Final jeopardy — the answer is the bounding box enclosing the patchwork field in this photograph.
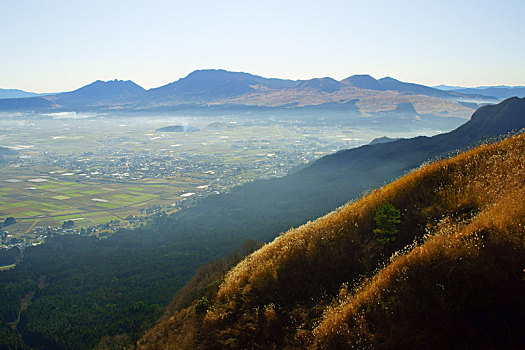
[0,113,450,238]
[0,166,190,233]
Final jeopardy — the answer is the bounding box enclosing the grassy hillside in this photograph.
[138,131,525,349]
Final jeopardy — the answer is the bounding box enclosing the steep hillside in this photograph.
[138,130,525,349]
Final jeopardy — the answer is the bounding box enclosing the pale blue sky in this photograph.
[1,0,524,92]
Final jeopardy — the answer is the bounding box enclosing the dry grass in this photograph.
[139,132,525,349]
[312,188,525,349]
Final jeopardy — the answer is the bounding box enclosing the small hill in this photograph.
[393,101,417,114]
[368,136,401,145]
[295,77,344,93]
[0,146,17,155]
[206,122,234,130]
[341,74,383,90]
[155,125,199,133]
[138,130,525,349]
[0,96,55,110]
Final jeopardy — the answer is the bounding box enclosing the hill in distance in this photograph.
[206,122,234,130]
[0,88,39,99]
[155,125,199,133]
[368,135,401,145]
[0,79,145,111]
[0,96,56,111]
[47,79,145,107]
[139,119,525,349]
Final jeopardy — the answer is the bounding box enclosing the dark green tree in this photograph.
[3,217,16,227]
[195,297,209,315]
[62,220,74,229]
[373,202,401,244]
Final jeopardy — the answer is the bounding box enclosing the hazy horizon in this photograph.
[2,0,524,93]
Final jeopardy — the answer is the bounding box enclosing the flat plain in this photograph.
[0,112,445,240]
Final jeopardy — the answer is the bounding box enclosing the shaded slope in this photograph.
[139,130,525,349]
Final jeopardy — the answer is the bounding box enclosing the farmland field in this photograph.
[0,112,443,241]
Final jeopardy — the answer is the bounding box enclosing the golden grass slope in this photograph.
[139,132,525,349]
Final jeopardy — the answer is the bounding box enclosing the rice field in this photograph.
[0,167,185,235]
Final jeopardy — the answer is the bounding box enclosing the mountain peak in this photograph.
[379,76,399,82]
[295,77,343,92]
[147,69,297,102]
[341,74,382,90]
[48,79,145,106]
[183,69,287,81]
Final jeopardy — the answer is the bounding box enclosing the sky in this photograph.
[1,0,524,93]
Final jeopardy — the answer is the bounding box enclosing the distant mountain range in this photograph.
[0,70,502,118]
[435,84,525,99]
